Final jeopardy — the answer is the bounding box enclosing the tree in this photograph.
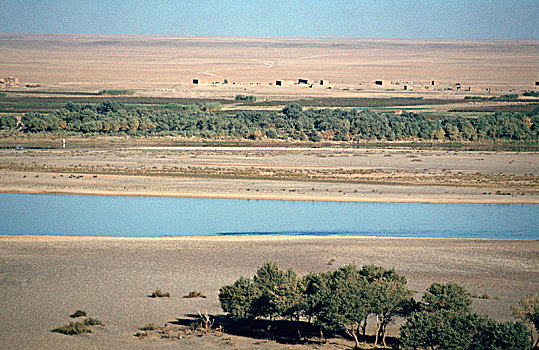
[219,277,259,320]
[282,104,303,118]
[0,115,17,130]
[370,277,413,347]
[511,293,539,348]
[400,311,531,350]
[315,265,370,348]
[421,282,472,314]
[251,262,304,320]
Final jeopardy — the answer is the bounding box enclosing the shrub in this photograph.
[523,91,539,97]
[0,115,18,130]
[52,321,93,335]
[235,94,257,102]
[183,291,206,298]
[70,310,87,318]
[150,289,170,298]
[142,323,156,331]
[97,89,135,95]
[84,317,104,326]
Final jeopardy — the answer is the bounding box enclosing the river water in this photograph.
[0,193,537,239]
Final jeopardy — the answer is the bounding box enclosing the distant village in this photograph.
[2,75,538,95]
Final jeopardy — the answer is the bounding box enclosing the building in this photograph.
[276,80,294,86]
[2,77,19,86]
[375,80,390,86]
[319,80,329,86]
[298,78,312,85]
[192,79,199,85]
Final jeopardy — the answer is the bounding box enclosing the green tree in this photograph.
[314,265,369,348]
[422,282,471,314]
[219,277,259,320]
[251,262,304,320]
[511,293,539,348]
[0,115,17,130]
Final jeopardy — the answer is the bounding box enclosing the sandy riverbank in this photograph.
[0,235,537,349]
[1,147,537,204]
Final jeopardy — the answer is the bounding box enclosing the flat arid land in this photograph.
[0,145,537,203]
[1,33,538,98]
[0,236,537,350]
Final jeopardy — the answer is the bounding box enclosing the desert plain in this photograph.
[0,34,538,349]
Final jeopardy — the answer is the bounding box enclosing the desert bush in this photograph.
[52,321,93,335]
[70,310,87,318]
[142,323,156,331]
[150,289,170,298]
[84,317,104,326]
[183,291,206,298]
[235,94,257,102]
[97,89,135,95]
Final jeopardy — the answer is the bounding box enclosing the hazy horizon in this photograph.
[1,1,538,40]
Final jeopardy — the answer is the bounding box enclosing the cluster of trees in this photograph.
[2,101,537,142]
[219,262,536,349]
[400,283,533,349]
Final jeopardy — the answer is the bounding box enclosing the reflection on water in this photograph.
[0,193,537,239]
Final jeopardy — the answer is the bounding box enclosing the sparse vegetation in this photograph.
[183,291,206,298]
[465,94,520,100]
[83,317,104,326]
[150,289,170,298]
[52,321,93,335]
[70,310,87,318]
[97,89,135,96]
[0,92,6,97]
[142,323,156,331]
[235,94,257,102]
[52,315,103,335]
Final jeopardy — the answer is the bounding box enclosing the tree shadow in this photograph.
[171,314,399,348]
[172,314,322,345]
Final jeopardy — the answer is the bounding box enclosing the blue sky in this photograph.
[1,0,538,39]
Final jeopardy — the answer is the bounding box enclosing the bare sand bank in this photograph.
[1,147,537,204]
[0,235,537,349]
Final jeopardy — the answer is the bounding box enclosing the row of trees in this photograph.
[219,262,537,349]
[1,101,537,142]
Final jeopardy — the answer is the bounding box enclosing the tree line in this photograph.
[1,100,537,142]
[219,262,537,349]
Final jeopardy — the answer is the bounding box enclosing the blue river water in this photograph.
[0,193,537,239]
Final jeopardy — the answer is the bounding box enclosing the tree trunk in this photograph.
[361,316,368,336]
[381,323,387,347]
[374,316,381,348]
